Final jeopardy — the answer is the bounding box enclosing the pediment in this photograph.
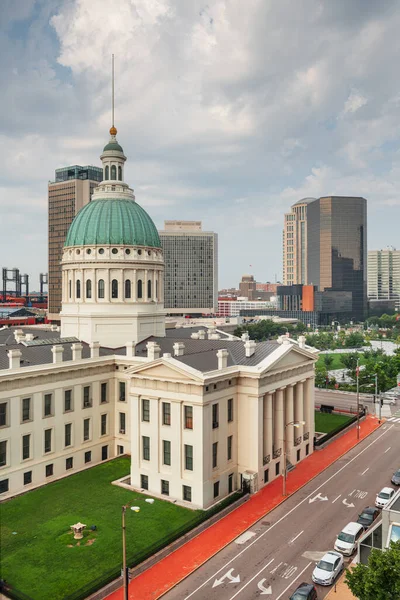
[259,345,317,375]
[128,359,204,383]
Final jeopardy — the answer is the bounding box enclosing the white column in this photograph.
[294,381,304,441]
[105,269,110,301]
[305,377,315,448]
[285,384,294,455]
[274,388,284,455]
[133,269,137,302]
[145,269,148,301]
[153,269,157,301]
[263,393,273,462]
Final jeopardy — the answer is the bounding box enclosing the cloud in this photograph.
[342,90,368,115]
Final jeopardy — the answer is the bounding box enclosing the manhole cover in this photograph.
[261,521,271,526]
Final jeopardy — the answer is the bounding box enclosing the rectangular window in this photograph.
[119,381,126,402]
[101,445,108,460]
[183,485,192,502]
[161,480,169,496]
[142,436,150,461]
[44,394,52,417]
[141,474,148,490]
[66,457,73,470]
[65,423,72,447]
[213,481,220,498]
[162,402,171,426]
[0,440,7,467]
[22,434,30,460]
[212,404,219,429]
[83,418,90,441]
[22,398,31,422]
[163,440,171,466]
[119,412,126,434]
[44,429,52,454]
[64,389,72,412]
[228,473,233,494]
[24,471,32,486]
[142,399,150,422]
[228,398,233,422]
[184,405,193,430]
[83,386,91,408]
[46,464,53,477]
[227,435,233,461]
[84,451,92,463]
[101,413,107,436]
[306,444,309,456]
[297,449,301,462]
[100,382,108,403]
[184,444,193,471]
[0,402,7,427]
[275,462,280,476]
[0,479,9,494]
[117,445,124,455]
[264,469,269,483]
[212,442,218,469]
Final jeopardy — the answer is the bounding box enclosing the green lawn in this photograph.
[314,411,353,433]
[0,457,199,600]
[316,352,366,370]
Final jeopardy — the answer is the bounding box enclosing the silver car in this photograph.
[391,469,400,486]
[312,551,344,586]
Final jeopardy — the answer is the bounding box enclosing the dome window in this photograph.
[76,280,81,299]
[137,279,143,299]
[118,166,122,181]
[105,166,109,180]
[86,249,91,255]
[111,279,119,299]
[86,279,92,299]
[148,251,151,256]
[125,249,131,255]
[98,279,105,299]
[125,280,131,299]
[138,249,142,256]
[112,248,118,255]
[111,165,117,180]
[147,279,152,300]
[76,249,80,255]
[99,248,105,255]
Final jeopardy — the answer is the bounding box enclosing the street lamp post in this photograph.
[122,504,141,600]
[356,358,360,440]
[283,420,306,496]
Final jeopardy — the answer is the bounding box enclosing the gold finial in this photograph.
[110,126,117,136]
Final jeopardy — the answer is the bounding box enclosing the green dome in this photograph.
[103,141,124,152]
[65,198,161,248]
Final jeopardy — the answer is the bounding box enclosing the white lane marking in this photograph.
[270,562,282,574]
[275,562,313,600]
[226,559,274,599]
[309,492,328,503]
[385,447,391,453]
[212,568,240,588]
[257,578,272,594]
[361,467,369,475]
[183,425,394,600]
[332,494,342,503]
[387,417,396,422]
[342,498,355,508]
[235,531,256,545]
[288,530,304,545]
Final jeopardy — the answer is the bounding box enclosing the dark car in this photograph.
[391,469,400,486]
[357,506,380,529]
[289,582,318,600]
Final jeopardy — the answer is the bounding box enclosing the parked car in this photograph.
[375,487,396,508]
[334,522,364,555]
[312,551,344,586]
[391,469,400,486]
[289,582,318,600]
[357,507,380,529]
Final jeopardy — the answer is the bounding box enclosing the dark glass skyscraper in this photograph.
[307,196,367,320]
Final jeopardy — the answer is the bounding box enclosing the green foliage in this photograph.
[323,354,334,369]
[314,412,353,433]
[341,353,359,370]
[234,320,306,341]
[345,541,400,600]
[315,362,328,387]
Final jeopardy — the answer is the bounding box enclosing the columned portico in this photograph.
[285,384,295,459]
[274,388,284,457]
[263,393,273,463]
[294,381,304,441]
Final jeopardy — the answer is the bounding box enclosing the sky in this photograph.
[1,0,400,290]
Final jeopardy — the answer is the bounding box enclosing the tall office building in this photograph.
[159,221,218,315]
[368,248,400,310]
[282,198,315,285]
[307,196,367,320]
[48,165,102,320]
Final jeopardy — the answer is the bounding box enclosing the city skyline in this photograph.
[2,0,400,288]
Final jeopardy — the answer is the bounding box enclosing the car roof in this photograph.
[323,551,341,563]
[341,521,364,534]
[380,487,394,494]
[361,506,377,513]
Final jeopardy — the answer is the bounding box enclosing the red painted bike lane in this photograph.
[107,415,381,600]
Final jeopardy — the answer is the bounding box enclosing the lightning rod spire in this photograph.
[110,54,117,136]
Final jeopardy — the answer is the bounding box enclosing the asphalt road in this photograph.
[162,421,400,600]
[315,389,397,418]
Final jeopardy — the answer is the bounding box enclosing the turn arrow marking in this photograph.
[309,492,328,503]
[212,568,240,588]
[342,498,355,508]
[257,579,272,595]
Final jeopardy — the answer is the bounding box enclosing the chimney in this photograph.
[146,342,161,360]
[198,330,206,340]
[298,335,306,349]
[51,344,64,364]
[25,333,34,342]
[90,341,101,358]
[216,348,229,370]
[190,332,199,339]
[126,341,136,358]
[71,343,83,361]
[173,342,185,357]
[8,349,22,369]
[241,332,250,342]
[244,340,256,358]
[163,352,172,358]
[14,329,25,343]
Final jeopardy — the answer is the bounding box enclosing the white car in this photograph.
[375,487,395,509]
[312,551,344,586]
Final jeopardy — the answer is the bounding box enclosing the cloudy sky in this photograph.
[1,0,400,289]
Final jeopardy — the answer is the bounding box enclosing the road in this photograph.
[162,421,400,600]
[315,389,397,418]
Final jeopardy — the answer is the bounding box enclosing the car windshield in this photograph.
[359,513,372,521]
[291,593,308,600]
[395,471,400,477]
[379,492,390,499]
[317,560,334,572]
[338,532,355,543]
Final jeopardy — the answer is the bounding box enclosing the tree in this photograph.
[341,353,359,371]
[323,354,334,369]
[345,540,400,600]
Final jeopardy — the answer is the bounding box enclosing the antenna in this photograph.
[112,54,115,128]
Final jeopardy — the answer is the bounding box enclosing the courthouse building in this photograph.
[0,125,317,509]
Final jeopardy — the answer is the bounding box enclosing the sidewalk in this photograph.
[107,416,380,600]
[325,568,357,599]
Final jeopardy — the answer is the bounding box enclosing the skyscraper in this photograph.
[368,248,400,310]
[159,221,218,315]
[282,198,315,285]
[48,165,102,320]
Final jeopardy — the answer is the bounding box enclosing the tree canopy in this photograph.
[345,540,400,600]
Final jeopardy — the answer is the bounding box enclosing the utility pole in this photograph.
[356,358,360,440]
[122,505,129,600]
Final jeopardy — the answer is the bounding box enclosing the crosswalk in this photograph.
[386,414,400,423]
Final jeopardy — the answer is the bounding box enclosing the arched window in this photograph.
[111,165,117,180]
[137,279,143,299]
[112,279,118,298]
[76,279,81,299]
[147,279,152,300]
[69,280,72,299]
[98,279,105,299]
[86,279,92,299]
[118,166,122,181]
[125,280,131,299]
[105,165,109,180]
